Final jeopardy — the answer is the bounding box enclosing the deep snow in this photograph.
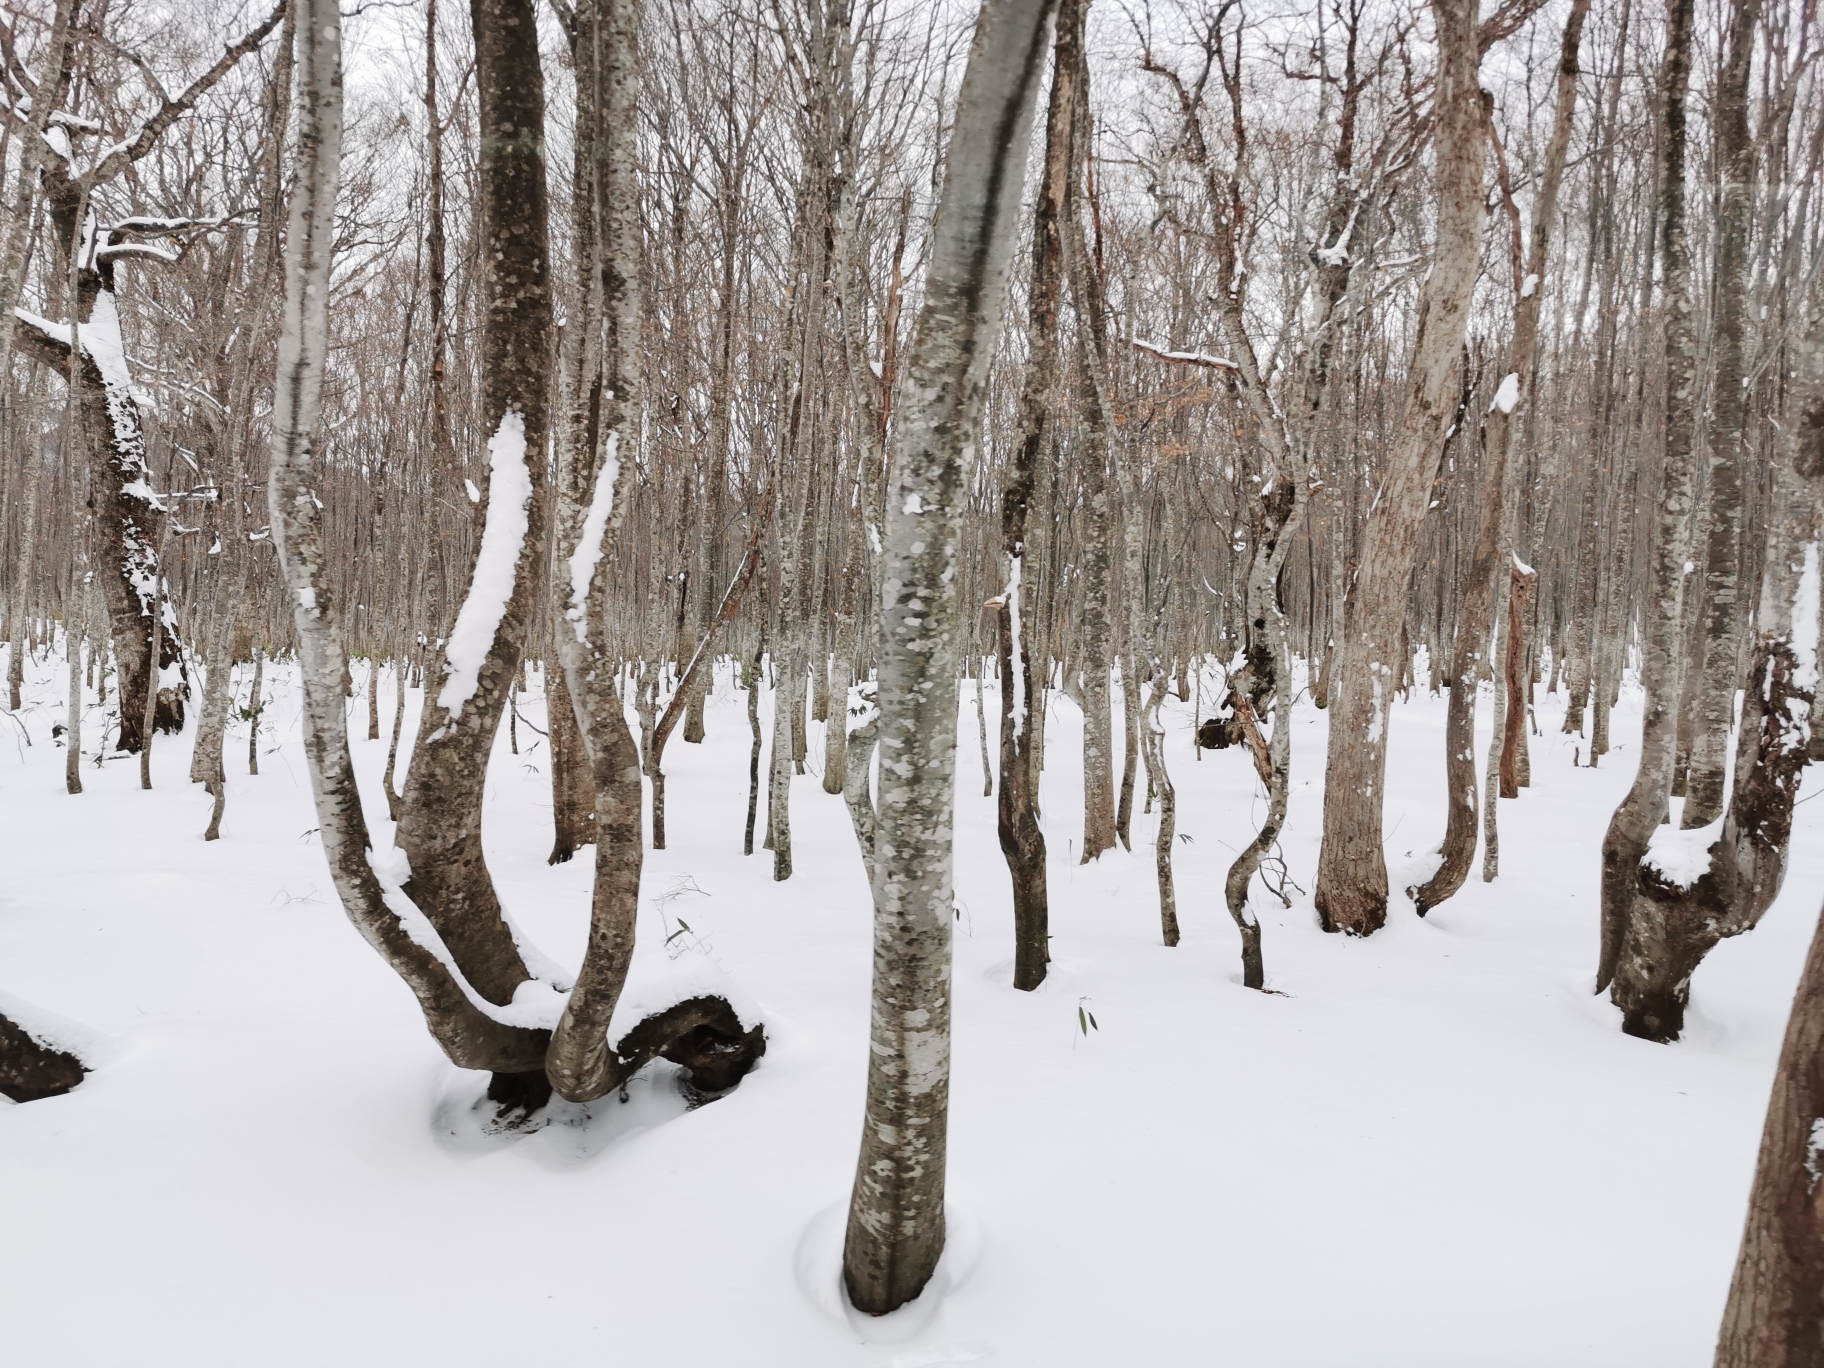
[2,648,1820,1367]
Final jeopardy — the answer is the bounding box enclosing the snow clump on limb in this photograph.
[437,411,532,723]
[566,432,621,643]
[1489,372,1521,414]
[1642,816,1725,891]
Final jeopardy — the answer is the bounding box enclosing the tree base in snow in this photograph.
[486,1067,554,1117]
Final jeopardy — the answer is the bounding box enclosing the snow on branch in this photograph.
[95,241,181,264]
[110,213,253,238]
[1132,338,1238,371]
[77,1,286,191]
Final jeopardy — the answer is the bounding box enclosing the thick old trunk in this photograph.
[1606,302,1824,1043]
[14,292,181,755]
[1312,0,1486,937]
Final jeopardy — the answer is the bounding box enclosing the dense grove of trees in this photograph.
[2,0,1822,1345]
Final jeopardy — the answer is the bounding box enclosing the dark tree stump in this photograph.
[0,1013,89,1103]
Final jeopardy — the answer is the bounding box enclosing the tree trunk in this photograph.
[547,643,592,864]
[1596,0,1701,1015]
[1678,0,1762,828]
[268,0,548,1077]
[995,0,1080,993]
[843,0,1054,1314]
[391,0,557,1029]
[1605,282,1824,1042]
[1076,337,1118,864]
[1415,0,1587,911]
[1312,0,1486,936]
[1716,900,1824,1365]
[545,0,762,1106]
[744,649,763,855]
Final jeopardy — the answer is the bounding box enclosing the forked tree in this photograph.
[270,0,762,1115]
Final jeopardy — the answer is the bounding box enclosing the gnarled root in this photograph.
[549,995,765,1104]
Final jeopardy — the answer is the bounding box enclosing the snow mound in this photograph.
[607,947,761,1051]
[0,986,119,1072]
[1643,817,1723,891]
[794,1199,984,1346]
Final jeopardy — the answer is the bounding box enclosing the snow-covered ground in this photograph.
[3,650,1819,1367]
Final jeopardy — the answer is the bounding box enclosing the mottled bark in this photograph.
[1596,0,1701,1008]
[1415,0,1586,911]
[843,0,1054,1315]
[269,0,548,1076]
[1075,343,1118,863]
[1141,676,1179,947]
[545,0,762,1105]
[1716,899,1824,1366]
[1312,0,1486,936]
[995,0,1078,992]
[1604,301,1824,1042]
[744,650,763,855]
[14,297,176,755]
[393,0,556,1017]
[1679,0,1762,828]
[842,701,880,889]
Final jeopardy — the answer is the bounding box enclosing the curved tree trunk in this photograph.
[269,0,548,1079]
[1605,280,1824,1042]
[390,0,558,1043]
[545,0,761,1106]
[995,0,1081,993]
[1415,0,1587,911]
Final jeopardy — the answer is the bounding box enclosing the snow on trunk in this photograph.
[565,431,621,644]
[436,411,532,722]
